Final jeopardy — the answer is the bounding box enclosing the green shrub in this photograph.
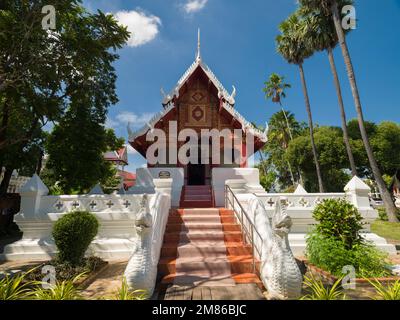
[312,198,364,249]
[365,279,400,300]
[300,275,346,300]
[32,273,85,300]
[25,257,106,282]
[0,269,35,300]
[112,278,148,300]
[306,232,389,278]
[377,207,400,222]
[52,211,99,266]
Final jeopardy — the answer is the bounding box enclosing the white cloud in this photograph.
[115,111,155,127]
[183,0,208,13]
[106,111,155,130]
[114,10,161,47]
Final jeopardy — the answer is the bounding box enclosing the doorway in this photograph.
[187,163,205,185]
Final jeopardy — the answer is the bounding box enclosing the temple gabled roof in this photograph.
[160,56,236,107]
[161,29,235,107]
[127,30,268,150]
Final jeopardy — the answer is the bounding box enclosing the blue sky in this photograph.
[82,0,400,173]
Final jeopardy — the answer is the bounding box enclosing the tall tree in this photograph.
[298,1,357,176]
[45,96,124,194]
[300,0,399,222]
[276,13,325,192]
[265,110,304,189]
[0,0,130,192]
[263,74,297,185]
[286,126,351,192]
[263,73,293,140]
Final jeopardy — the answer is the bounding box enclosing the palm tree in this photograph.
[298,4,357,176]
[263,73,300,185]
[276,13,325,192]
[263,73,294,140]
[300,0,399,222]
[267,110,304,186]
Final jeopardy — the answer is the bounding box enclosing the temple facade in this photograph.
[128,33,267,206]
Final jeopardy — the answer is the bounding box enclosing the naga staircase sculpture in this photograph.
[123,194,156,297]
[247,196,303,299]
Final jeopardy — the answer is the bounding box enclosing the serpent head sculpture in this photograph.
[135,194,152,235]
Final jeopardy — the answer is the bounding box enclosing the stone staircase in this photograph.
[179,186,214,208]
[158,208,262,290]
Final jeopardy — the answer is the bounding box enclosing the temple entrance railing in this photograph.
[224,185,262,276]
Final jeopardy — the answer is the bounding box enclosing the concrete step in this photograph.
[165,223,241,233]
[168,215,236,224]
[180,200,213,208]
[158,255,257,275]
[169,208,233,216]
[163,231,243,243]
[160,242,252,258]
[183,195,212,200]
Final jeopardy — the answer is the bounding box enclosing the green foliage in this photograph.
[300,275,346,300]
[113,277,148,300]
[263,110,305,189]
[347,119,400,178]
[365,279,400,300]
[0,0,129,191]
[33,273,85,300]
[0,268,35,300]
[286,126,351,192]
[263,73,291,104]
[377,207,389,221]
[370,122,400,176]
[306,232,389,278]
[312,198,363,248]
[276,12,313,65]
[258,169,277,192]
[307,199,389,278]
[26,257,106,283]
[52,211,99,266]
[45,106,124,194]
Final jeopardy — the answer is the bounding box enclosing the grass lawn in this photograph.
[371,220,400,242]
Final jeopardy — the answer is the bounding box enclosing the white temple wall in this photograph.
[130,167,183,207]
[0,175,173,261]
[224,176,397,256]
[211,168,265,207]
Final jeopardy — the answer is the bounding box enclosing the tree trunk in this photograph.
[279,103,303,186]
[258,150,268,176]
[298,63,325,193]
[327,46,357,176]
[0,167,13,196]
[331,0,399,222]
[279,104,294,141]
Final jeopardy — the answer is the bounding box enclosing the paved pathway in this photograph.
[81,260,128,300]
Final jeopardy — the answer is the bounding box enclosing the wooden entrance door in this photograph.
[188,163,205,185]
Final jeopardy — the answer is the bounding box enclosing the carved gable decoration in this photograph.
[189,105,207,125]
[192,91,205,102]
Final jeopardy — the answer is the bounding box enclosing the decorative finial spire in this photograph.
[196,28,201,61]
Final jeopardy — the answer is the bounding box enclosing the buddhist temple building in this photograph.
[128,31,267,206]
[104,146,136,190]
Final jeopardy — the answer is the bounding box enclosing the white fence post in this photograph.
[19,174,49,218]
[225,179,247,193]
[344,176,378,230]
[344,176,371,209]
